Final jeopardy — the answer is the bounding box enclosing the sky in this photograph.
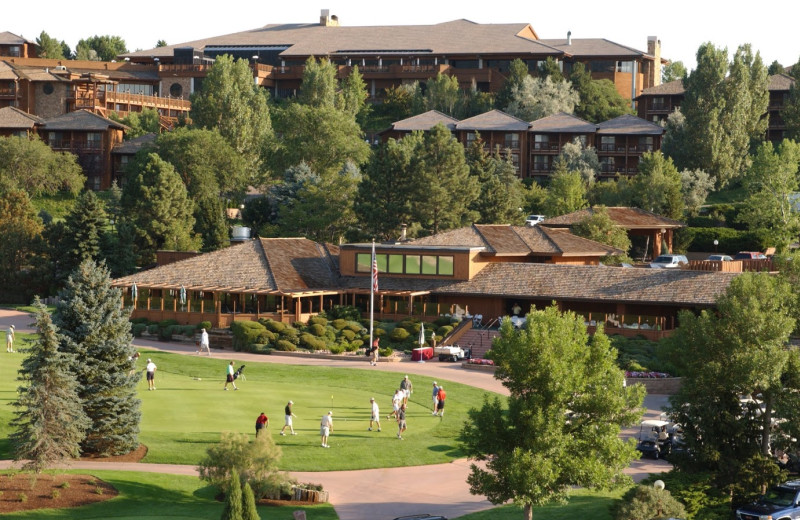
[5,1,799,72]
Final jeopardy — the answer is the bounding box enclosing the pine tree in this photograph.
[10,298,90,473]
[221,471,244,520]
[241,481,260,520]
[53,260,141,455]
[60,190,107,279]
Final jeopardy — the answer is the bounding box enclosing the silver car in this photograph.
[650,254,688,269]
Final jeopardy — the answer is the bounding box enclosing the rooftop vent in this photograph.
[567,31,572,46]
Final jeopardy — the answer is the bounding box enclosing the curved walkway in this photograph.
[0,309,673,519]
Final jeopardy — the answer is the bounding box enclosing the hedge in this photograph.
[331,319,348,330]
[436,325,454,337]
[299,333,326,351]
[308,316,328,327]
[389,327,410,342]
[261,319,286,333]
[274,340,297,352]
[309,323,327,337]
[674,227,767,254]
[198,321,212,330]
[132,323,147,337]
[231,321,269,351]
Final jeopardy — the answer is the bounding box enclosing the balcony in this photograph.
[48,140,102,152]
[532,142,560,152]
[0,86,15,98]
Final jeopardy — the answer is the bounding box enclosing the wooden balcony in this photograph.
[70,91,191,113]
[0,87,15,98]
[157,63,211,77]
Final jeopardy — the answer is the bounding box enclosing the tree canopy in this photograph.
[75,35,127,61]
[35,31,68,59]
[460,306,644,520]
[569,63,633,123]
[504,76,579,121]
[0,136,85,196]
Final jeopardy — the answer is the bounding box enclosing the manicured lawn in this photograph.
[0,470,337,520]
[456,488,626,520]
[0,349,501,471]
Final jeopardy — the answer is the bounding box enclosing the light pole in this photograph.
[713,239,718,253]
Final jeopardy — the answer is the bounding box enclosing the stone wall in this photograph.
[627,377,681,395]
[33,81,68,119]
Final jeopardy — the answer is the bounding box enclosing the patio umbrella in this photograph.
[131,282,137,301]
[179,285,187,306]
[417,322,426,363]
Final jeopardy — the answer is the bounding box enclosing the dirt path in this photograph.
[0,308,673,519]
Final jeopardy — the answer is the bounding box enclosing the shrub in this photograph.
[351,339,364,350]
[398,319,417,331]
[51,489,60,499]
[198,431,295,500]
[374,327,386,337]
[331,319,348,330]
[436,325,454,337]
[158,319,179,329]
[341,329,356,341]
[378,347,393,357]
[158,325,176,341]
[18,493,27,503]
[59,481,70,489]
[615,484,687,520]
[299,333,326,351]
[274,340,297,352]
[131,323,147,337]
[231,321,269,351]
[344,342,359,352]
[261,320,286,334]
[389,327,410,342]
[130,317,149,325]
[279,326,299,344]
[147,324,159,335]
[675,226,767,254]
[434,316,452,327]
[345,321,363,333]
[320,305,362,321]
[329,344,345,354]
[181,325,196,337]
[198,320,212,330]
[309,323,326,337]
[94,486,104,495]
[308,316,328,327]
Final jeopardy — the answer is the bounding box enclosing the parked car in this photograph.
[649,254,689,269]
[736,480,800,520]
[525,214,546,226]
[706,254,733,261]
[733,251,767,260]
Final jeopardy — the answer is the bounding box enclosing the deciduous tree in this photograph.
[54,260,141,455]
[504,76,579,121]
[110,108,161,139]
[75,35,127,61]
[0,189,44,302]
[35,31,67,59]
[299,57,338,107]
[571,205,632,253]
[0,136,85,196]
[569,63,633,123]
[543,166,588,217]
[662,61,687,83]
[460,306,644,520]
[632,151,684,220]
[555,138,600,184]
[10,298,90,473]
[425,73,461,116]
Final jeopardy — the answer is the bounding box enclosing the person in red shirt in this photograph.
[255,412,269,437]
[435,386,446,417]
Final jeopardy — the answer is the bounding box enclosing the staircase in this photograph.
[453,328,501,360]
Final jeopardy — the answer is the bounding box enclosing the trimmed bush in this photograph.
[329,344,345,354]
[274,340,297,352]
[262,320,286,334]
[308,316,328,327]
[434,316,452,327]
[436,325,454,337]
[181,325,196,337]
[130,317,149,325]
[344,342,359,352]
[309,323,326,337]
[378,347,393,357]
[158,325,176,341]
[320,305,362,321]
[331,319,348,330]
[279,327,299,344]
[390,327,410,342]
[198,321,212,330]
[351,339,364,349]
[132,323,147,337]
[340,329,356,341]
[374,327,386,337]
[158,319,179,329]
[299,333,326,351]
[147,324,159,335]
[345,321,363,333]
[231,321,269,351]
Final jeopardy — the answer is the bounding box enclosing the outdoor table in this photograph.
[411,346,434,361]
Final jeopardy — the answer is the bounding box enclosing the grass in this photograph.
[456,488,626,520]
[0,470,337,519]
[30,192,78,222]
[0,348,501,471]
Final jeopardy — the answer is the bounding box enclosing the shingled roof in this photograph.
[113,238,339,293]
[528,112,597,133]
[112,133,156,155]
[42,109,127,131]
[408,224,621,257]
[542,207,684,229]
[455,110,530,132]
[636,79,685,98]
[596,114,663,135]
[0,106,42,129]
[389,110,458,132]
[0,32,33,45]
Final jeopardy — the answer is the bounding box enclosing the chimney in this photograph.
[567,31,572,46]
[647,36,662,87]
[320,9,339,27]
[400,224,408,242]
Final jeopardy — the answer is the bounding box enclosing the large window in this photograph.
[533,134,549,150]
[600,136,615,151]
[504,133,519,150]
[616,61,634,73]
[356,252,454,276]
[115,83,155,96]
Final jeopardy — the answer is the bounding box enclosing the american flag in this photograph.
[371,241,379,293]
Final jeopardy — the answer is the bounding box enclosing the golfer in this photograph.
[320,411,333,448]
[431,381,440,415]
[6,324,14,353]
[368,397,381,432]
[400,375,413,405]
[197,328,211,355]
[255,412,269,436]
[223,361,238,391]
[145,358,157,390]
[280,400,297,435]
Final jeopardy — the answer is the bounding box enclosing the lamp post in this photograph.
[653,480,666,517]
[713,239,719,253]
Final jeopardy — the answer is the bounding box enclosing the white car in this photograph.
[649,254,688,269]
[525,214,546,226]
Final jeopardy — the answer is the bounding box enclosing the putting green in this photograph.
[0,347,502,472]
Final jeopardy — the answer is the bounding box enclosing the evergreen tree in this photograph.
[221,471,244,520]
[121,153,201,266]
[782,82,800,142]
[36,31,67,59]
[411,124,479,235]
[569,63,633,123]
[101,219,137,277]
[194,195,230,252]
[467,139,525,224]
[190,54,273,184]
[632,151,685,220]
[537,57,564,82]
[495,58,531,111]
[299,57,338,107]
[75,35,127,61]
[338,65,368,117]
[60,190,107,278]
[10,298,90,473]
[0,189,44,302]
[53,260,141,455]
[768,60,785,76]
[241,481,260,520]
[571,206,632,252]
[662,60,687,82]
[460,306,644,520]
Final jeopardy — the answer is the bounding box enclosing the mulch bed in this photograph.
[0,445,148,513]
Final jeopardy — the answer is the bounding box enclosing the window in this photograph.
[355,252,454,276]
[439,256,454,275]
[169,83,183,97]
[466,132,478,145]
[87,132,101,150]
[406,255,421,274]
[651,96,665,110]
[600,136,615,151]
[533,155,549,171]
[116,83,154,96]
[42,82,54,95]
[421,255,438,275]
[8,45,21,57]
[590,60,615,73]
[356,253,371,273]
[388,254,404,273]
[504,133,519,150]
[616,61,633,73]
[450,60,479,69]
[638,136,654,151]
[576,135,587,146]
[534,134,549,150]
[600,157,615,172]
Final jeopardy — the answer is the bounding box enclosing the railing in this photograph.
[48,139,102,151]
[158,64,211,73]
[532,143,559,151]
[0,87,15,96]
[598,143,617,152]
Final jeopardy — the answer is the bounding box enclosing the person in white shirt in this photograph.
[368,397,381,432]
[388,388,403,419]
[6,324,14,353]
[196,328,211,355]
[320,411,333,448]
[145,358,157,390]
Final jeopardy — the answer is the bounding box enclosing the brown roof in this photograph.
[112,133,157,155]
[596,114,663,135]
[113,238,338,293]
[528,112,597,133]
[0,60,18,80]
[537,38,651,58]
[390,110,458,132]
[542,207,684,229]
[124,19,562,60]
[0,106,43,129]
[455,110,530,132]
[0,32,33,45]
[433,263,738,306]
[636,79,685,98]
[769,73,795,92]
[408,224,621,257]
[42,109,128,131]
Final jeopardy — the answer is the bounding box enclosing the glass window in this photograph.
[376,254,387,273]
[87,132,101,149]
[356,253,371,272]
[406,255,421,274]
[590,60,615,73]
[504,133,519,149]
[616,61,633,73]
[388,254,404,273]
[466,132,478,145]
[534,134,548,150]
[439,256,454,275]
[422,255,438,275]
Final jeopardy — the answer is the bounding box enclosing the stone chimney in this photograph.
[647,36,662,86]
[567,31,572,46]
[320,9,339,27]
[400,224,408,242]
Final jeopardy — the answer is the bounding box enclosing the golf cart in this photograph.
[636,419,674,460]
[434,344,471,362]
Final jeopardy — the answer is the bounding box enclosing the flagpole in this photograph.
[369,240,376,362]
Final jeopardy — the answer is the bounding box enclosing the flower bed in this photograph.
[625,370,671,378]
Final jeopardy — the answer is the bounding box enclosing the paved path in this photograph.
[0,308,673,519]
